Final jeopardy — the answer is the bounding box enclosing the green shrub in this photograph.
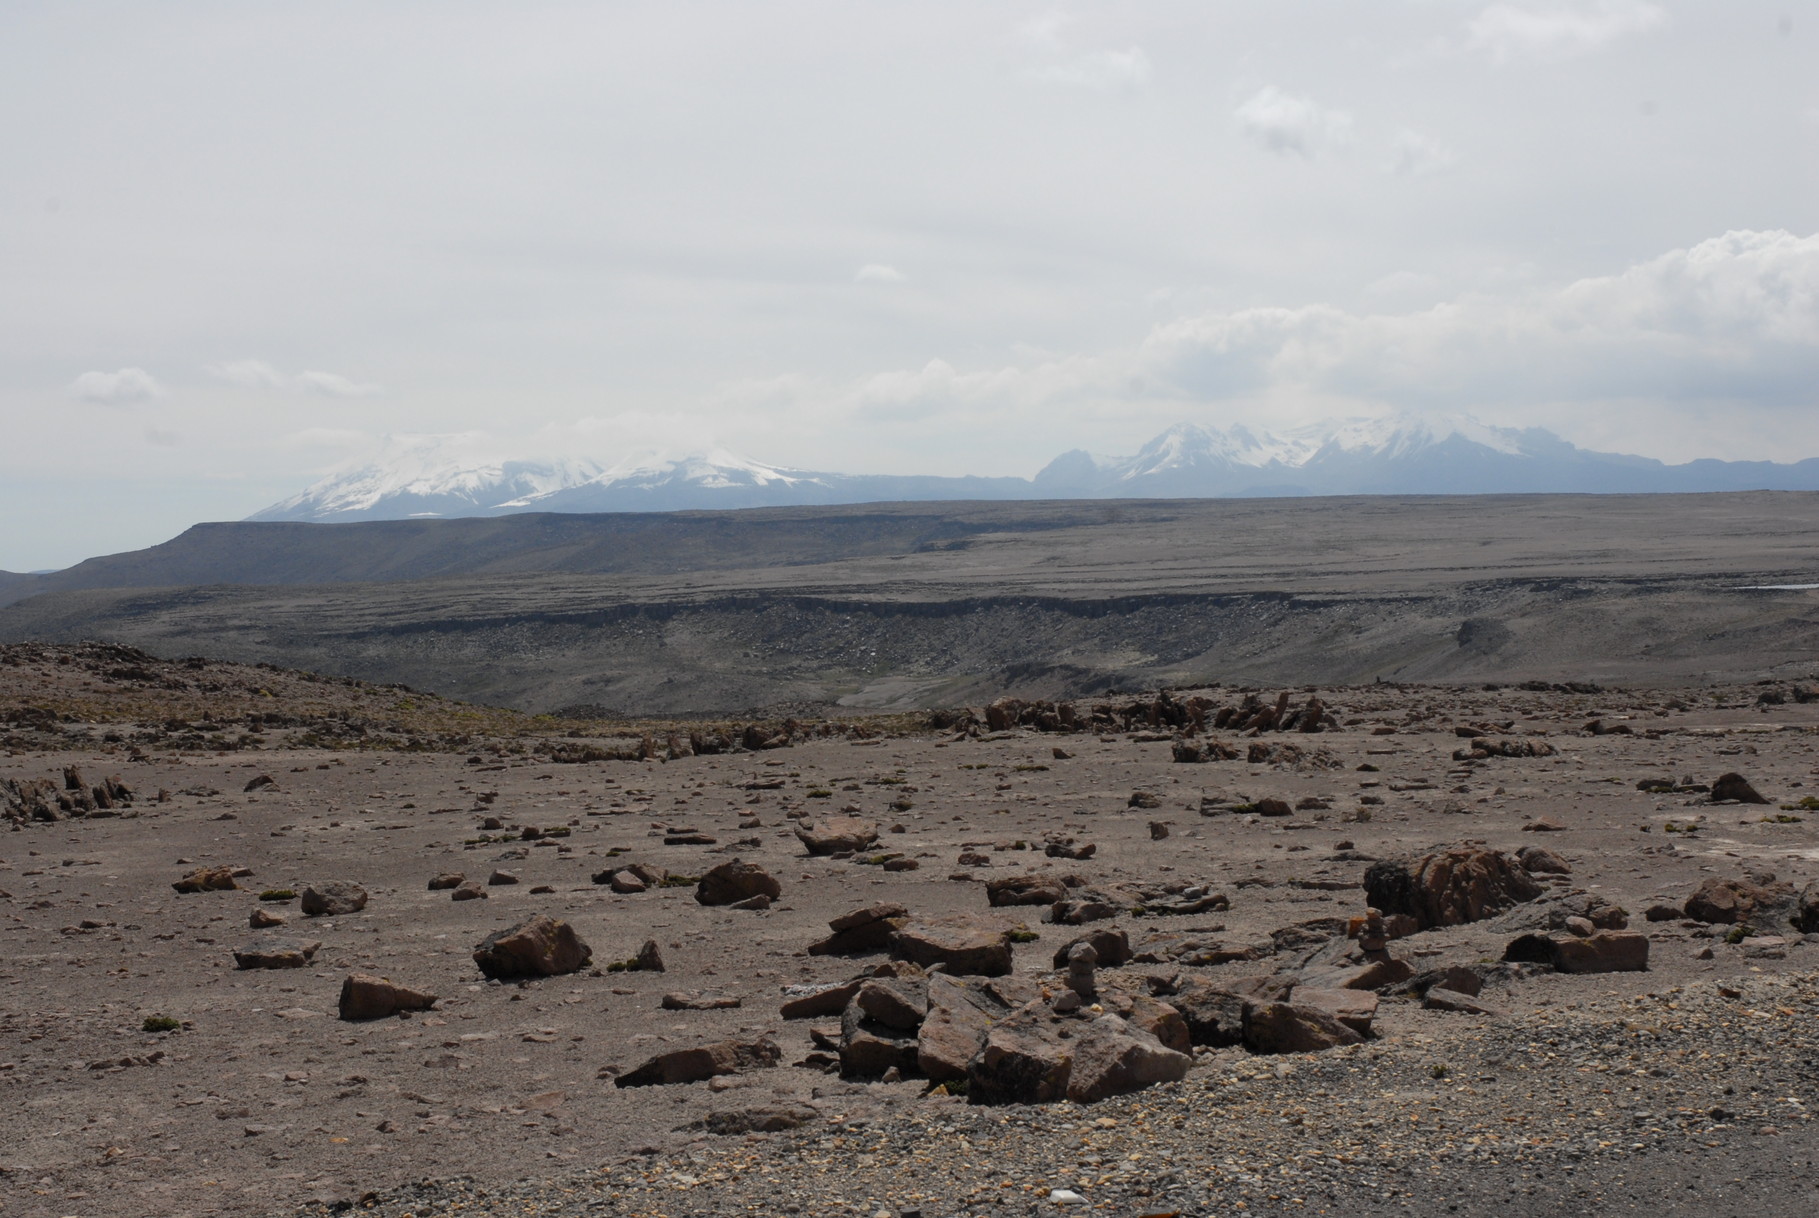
[142,1015,181,1033]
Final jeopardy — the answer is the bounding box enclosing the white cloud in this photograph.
[1015,11,1073,54]
[1017,12,1151,93]
[1235,87,1354,157]
[854,263,906,284]
[205,358,287,389]
[296,370,382,397]
[1388,128,1456,177]
[1465,1,1665,63]
[1029,47,1153,93]
[68,367,165,404]
[206,360,379,396]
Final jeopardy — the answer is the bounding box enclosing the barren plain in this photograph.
[4,641,1819,1218]
[6,492,1819,714]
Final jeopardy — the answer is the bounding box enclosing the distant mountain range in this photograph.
[250,414,1819,523]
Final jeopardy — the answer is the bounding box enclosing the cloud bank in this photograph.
[824,230,1819,425]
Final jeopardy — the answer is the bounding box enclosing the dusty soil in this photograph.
[3,644,1818,1217]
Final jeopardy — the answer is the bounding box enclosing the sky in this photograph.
[2,1,1817,569]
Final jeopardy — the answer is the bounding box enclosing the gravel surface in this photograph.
[305,970,1819,1218]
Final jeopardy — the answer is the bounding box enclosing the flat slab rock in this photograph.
[614,1038,781,1087]
[232,939,321,970]
[892,917,1014,976]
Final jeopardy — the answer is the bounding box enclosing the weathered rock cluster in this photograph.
[940,689,1342,737]
[2,765,136,824]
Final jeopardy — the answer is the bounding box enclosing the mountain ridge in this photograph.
[252,415,1819,523]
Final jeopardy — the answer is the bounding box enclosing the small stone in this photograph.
[172,866,238,894]
[451,881,488,901]
[427,873,465,890]
[488,870,519,886]
[232,939,321,970]
[661,992,742,1011]
[338,974,437,1021]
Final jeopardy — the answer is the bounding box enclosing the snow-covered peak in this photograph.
[252,435,825,522]
[255,433,607,520]
[1290,412,1531,460]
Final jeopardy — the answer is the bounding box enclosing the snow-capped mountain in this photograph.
[250,434,607,522]
[250,414,1819,523]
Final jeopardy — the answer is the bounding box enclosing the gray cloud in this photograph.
[1234,87,1354,157]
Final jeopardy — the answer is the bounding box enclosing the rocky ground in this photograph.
[4,643,1819,1217]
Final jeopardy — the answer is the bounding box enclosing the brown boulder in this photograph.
[695,859,782,906]
[1503,930,1649,973]
[1065,1016,1192,1104]
[809,903,908,955]
[232,939,320,970]
[986,874,1069,907]
[1363,847,1542,930]
[300,881,368,917]
[795,816,879,856]
[780,979,866,1020]
[1048,889,1124,925]
[1424,987,1508,1016]
[338,974,437,1020]
[1517,845,1571,875]
[472,913,592,980]
[1286,986,1377,1035]
[852,977,927,1031]
[614,1038,781,1087]
[1051,928,1132,969]
[172,866,238,894]
[451,880,488,901]
[1242,1000,1364,1053]
[1684,876,1793,925]
[248,907,285,929]
[661,992,741,1011]
[1102,991,1191,1054]
[1711,772,1770,804]
[893,917,1014,976]
[1797,881,1819,935]
[427,873,465,890]
[1167,979,1249,1047]
[917,974,1035,1082]
[839,1002,921,1078]
[967,1012,1072,1104]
